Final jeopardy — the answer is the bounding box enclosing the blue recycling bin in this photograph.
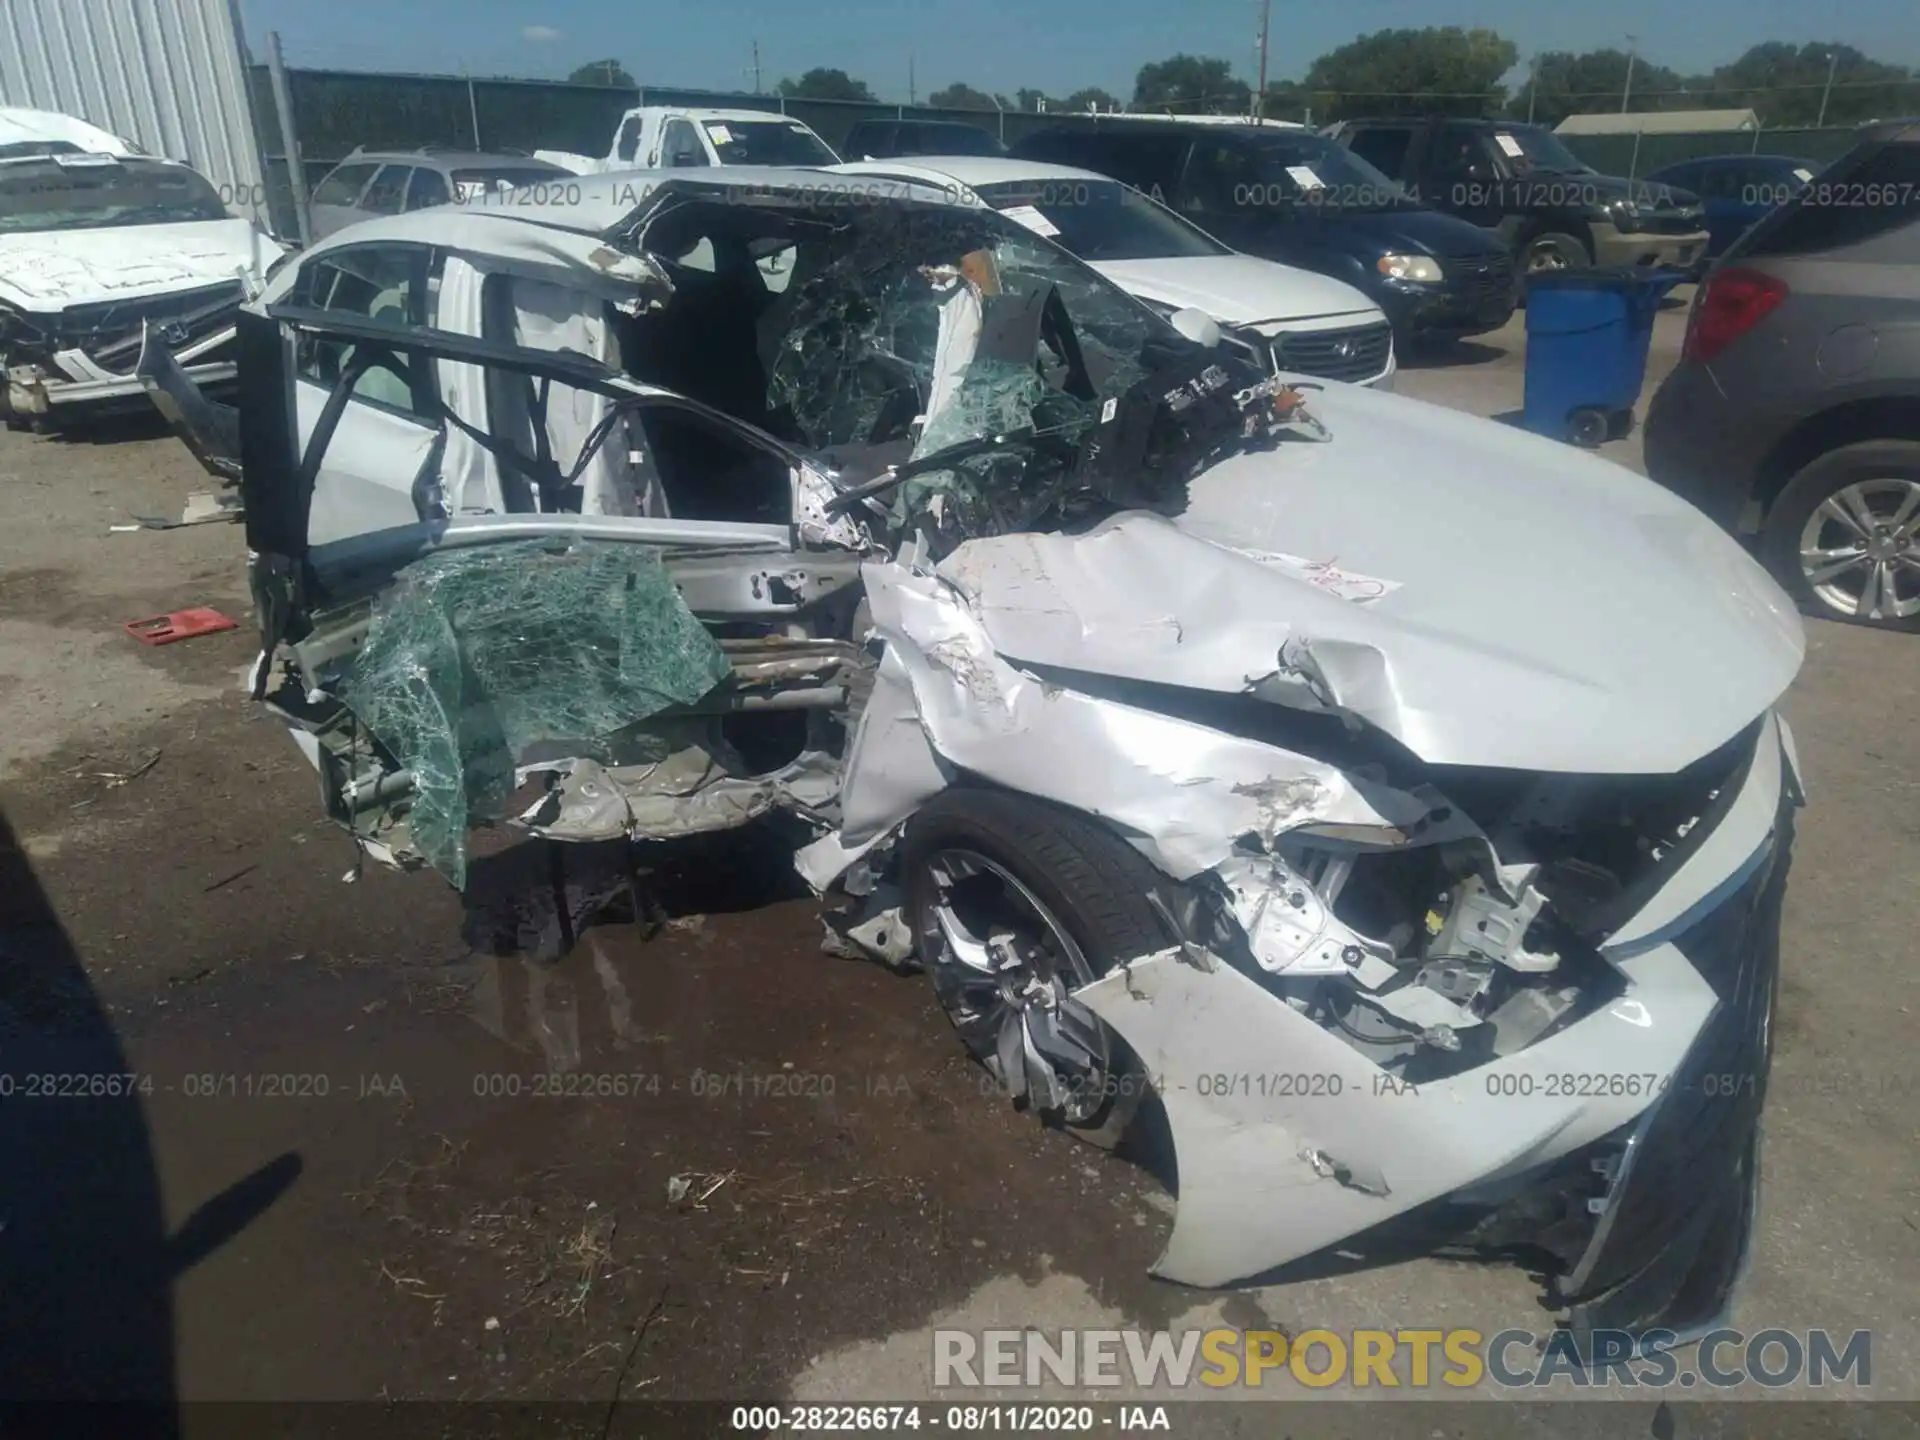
[1522,268,1685,448]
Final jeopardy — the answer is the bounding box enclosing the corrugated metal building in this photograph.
[0,0,269,224]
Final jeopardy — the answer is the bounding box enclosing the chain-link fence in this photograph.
[248,65,1885,239]
[250,68,1103,236]
[1556,126,1867,178]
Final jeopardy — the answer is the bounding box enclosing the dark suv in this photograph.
[1327,117,1709,276]
[1643,121,1920,630]
[1012,119,1516,344]
[841,118,1006,160]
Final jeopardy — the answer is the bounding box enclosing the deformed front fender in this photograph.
[813,560,1449,885]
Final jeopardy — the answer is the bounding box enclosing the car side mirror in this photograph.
[1168,307,1221,349]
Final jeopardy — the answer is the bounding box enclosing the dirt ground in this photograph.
[2,306,1917,1436]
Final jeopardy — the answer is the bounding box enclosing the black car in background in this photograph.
[841,118,1007,160]
[1011,119,1517,345]
[1643,122,1920,630]
[1641,154,1822,261]
[1325,117,1709,276]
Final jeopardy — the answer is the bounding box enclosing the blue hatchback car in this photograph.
[1641,153,1822,262]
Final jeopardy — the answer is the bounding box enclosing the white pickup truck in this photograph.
[537,106,841,175]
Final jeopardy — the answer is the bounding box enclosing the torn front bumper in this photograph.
[7,333,238,418]
[1064,711,1797,1339]
[1553,799,1788,1343]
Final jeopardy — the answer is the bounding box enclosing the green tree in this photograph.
[1705,42,1914,126]
[1014,87,1054,112]
[928,83,1002,112]
[1507,49,1685,126]
[1302,27,1518,121]
[1132,56,1251,114]
[1259,80,1311,123]
[776,68,876,103]
[568,59,635,87]
[1061,86,1122,114]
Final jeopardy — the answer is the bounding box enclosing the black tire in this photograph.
[1568,408,1610,448]
[1759,440,1920,632]
[1522,230,1594,276]
[901,788,1175,1149]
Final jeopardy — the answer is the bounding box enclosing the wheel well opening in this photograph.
[1522,218,1595,260]
[1756,397,1920,518]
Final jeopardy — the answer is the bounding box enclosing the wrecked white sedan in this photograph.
[145,169,1805,1350]
[0,107,280,429]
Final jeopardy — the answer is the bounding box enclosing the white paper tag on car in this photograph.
[706,124,733,145]
[1285,165,1325,190]
[998,204,1061,236]
[1494,133,1526,158]
[1793,167,1814,182]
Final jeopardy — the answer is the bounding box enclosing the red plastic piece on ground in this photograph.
[124,608,240,645]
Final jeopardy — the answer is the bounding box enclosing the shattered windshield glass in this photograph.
[341,539,733,886]
[731,200,1255,540]
[627,191,1301,549]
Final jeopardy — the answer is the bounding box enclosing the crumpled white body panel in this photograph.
[807,541,1799,1289]
[930,386,1804,775]
[1076,940,1715,1287]
[850,561,1446,880]
[0,218,278,310]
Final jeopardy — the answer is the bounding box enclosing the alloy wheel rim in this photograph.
[1797,478,1920,621]
[916,847,1113,1123]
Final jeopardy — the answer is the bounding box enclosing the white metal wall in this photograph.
[0,0,268,225]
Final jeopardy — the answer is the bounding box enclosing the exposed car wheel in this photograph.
[1761,441,1920,630]
[902,788,1173,1150]
[1568,408,1611,448]
[1523,231,1593,274]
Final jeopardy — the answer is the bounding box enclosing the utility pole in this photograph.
[1817,51,1838,126]
[1621,35,1638,113]
[750,39,762,95]
[908,53,916,106]
[265,31,311,246]
[1526,53,1539,125]
[1254,0,1271,120]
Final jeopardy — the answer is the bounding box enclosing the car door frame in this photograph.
[235,297,866,647]
[1340,121,1421,192]
[287,240,447,545]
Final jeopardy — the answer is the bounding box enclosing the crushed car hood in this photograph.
[0,218,274,310]
[936,382,1803,775]
[1089,255,1379,329]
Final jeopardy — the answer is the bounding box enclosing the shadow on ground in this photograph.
[1399,338,1507,370]
[0,804,298,1423]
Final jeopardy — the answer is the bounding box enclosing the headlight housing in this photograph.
[1376,253,1443,284]
[1608,198,1646,233]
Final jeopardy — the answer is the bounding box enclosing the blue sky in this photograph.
[238,0,1916,99]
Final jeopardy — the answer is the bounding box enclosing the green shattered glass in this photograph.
[342,539,732,886]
